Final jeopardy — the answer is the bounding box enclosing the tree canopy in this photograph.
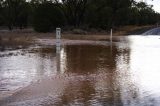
[0,0,159,32]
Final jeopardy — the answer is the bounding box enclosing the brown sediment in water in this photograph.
[0,25,157,106]
[0,76,68,105]
[0,72,115,106]
[1,35,160,106]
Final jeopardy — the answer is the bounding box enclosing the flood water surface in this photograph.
[1,36,160,106]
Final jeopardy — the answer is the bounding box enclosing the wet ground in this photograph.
[1,35,160,106]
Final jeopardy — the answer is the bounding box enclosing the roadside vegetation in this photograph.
[0,0,160,32]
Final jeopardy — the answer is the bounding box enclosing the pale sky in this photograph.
[147,0,160,13]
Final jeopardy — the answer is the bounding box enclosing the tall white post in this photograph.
[110,28,113,44]
[56,28,61,72]
[56,28,61,39]
[110,28,113,56]
[56,28,61,54]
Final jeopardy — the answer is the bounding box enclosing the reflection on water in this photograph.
[0,47,57,92]
[1,36,160,106]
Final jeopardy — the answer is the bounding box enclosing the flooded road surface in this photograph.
[1,36,160,106]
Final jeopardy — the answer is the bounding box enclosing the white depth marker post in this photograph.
[56,28,61,54]
[110,28,113,44]
[56,28,61,72]
[110,28,113,55]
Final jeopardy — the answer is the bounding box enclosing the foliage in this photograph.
[32,1,64,32]
[56,0,88,27]
[129,2,160,25]
[0,0,29,30]
[0,0,3,25]
[0,0,160,32]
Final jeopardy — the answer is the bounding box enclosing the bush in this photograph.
[33,2,64,32]
[72,29,87,35]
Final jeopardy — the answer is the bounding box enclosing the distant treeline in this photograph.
[0,0,160,32]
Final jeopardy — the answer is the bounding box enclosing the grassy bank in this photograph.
[0,25,155,47]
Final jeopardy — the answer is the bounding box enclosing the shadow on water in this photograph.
[1,36,160,106]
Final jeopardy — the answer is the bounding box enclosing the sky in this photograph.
[147,0,160,13]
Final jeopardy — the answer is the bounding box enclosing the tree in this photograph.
[15,1,30,29]
[0,0,160,31]
[129,1,159,25]
[106,0,134,27]
[32,1,64,32]
[0,0,4,25]
[56,0,88,27]
[1,0,15,30]
[84,0,112,29]
[1,0,29,30]
[84,0,134,29]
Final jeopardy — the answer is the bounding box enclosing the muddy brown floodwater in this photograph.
[1,35,160,106]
